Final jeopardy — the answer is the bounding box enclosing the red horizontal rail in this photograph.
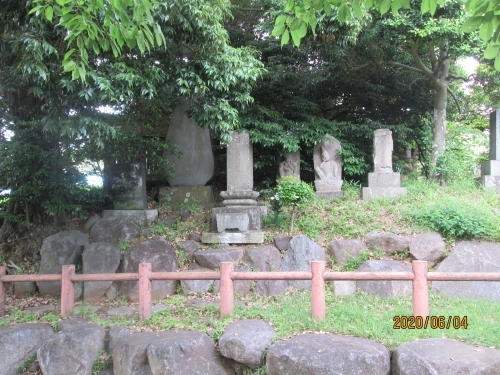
[1,261,500,321]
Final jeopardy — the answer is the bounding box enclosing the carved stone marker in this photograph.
[279,151,300,179]
[202,130,264,244]
[480,109,500,190]
[313,134,343,198]
[362,129,407,200]
[110,163,147,210]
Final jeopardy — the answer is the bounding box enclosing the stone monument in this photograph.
[201,130,264,244]
[279,151,300,179]
[159,97,215,208]
[104,162,158,226]
[479,109,500,190]
[362,129,407,200]
[313,134,343,198]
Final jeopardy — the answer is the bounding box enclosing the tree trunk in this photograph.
[432,80,448,168]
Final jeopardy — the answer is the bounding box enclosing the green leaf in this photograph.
[62,60,76,72]
[276,15,287,24]
[338,4,350,22]
[421,0,430,14]
[379,0,391,15]
[56,0,72,5]
[63,49,75,60]
[45,6,54,22]
[28,5,44,15]
[352,3,364,20]
[290,19,302,31]
[400,0,411,9]
[272,24,286,37]
[366,0,374,8]
[495,55,500,70]
[484,44,500,59]
[429,0,437,15]
[297,21,307,38]
[324,1,332,15]
[290,29,301,47]
[462,16,485,33]
[281,29,290,46]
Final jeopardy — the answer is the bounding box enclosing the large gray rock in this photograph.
[0,323,54,375]
[82,242,121,302]
[219,319,276,369]
[356,260,412,297]
[281,235,325,290]
[165,97,214,186]
[266,333,390,375]
[113,331,156,375]
[37,230,89,297]
[409,232,446,267]
[392,338,500,375]
[177,239,200,260]
[89,216,139,247]
[245,245,287,296]
[194,247,244,269]
[38,323,105,375]
[180,268,214,294]
[214,265,253,295]
[119,236,179,302]
[107,326,133,353]
[328,239,366,265]
[147,331,230,375]
[364,231,411,255]
[432,241,500,300]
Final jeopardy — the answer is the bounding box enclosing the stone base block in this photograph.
[102,209,158,226]
[201,231,264,244]
[159,185,214,209]
[315,191,344,199]
[368,172,402,188]
[216,212,249,232]
[481,160,500,176]
[362,187,407,200]
[478,175,500,190]
[210,206,262,231]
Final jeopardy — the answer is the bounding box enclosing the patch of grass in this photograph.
[92,350,112,375]
[21,355,37,372]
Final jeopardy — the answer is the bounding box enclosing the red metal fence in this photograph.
[1,260,500,321]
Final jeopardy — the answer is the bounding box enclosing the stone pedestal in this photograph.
[159,186,214,209]
[480,110,500,190]
[201,131,264,244]
[362,129,406,200]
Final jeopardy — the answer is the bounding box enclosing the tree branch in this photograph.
[382,60,424,74]
[447,86,462,115]
[409,40,435,80]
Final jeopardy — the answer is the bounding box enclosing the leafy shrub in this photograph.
[275,176,315,233]
[407,198,500,239]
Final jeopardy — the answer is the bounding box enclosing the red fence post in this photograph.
[61,265,75,317]
[0,266,5,316]
[220,262,234,317]
[139,263,152,321]
[311,261,325,320]
[412,260,429,317]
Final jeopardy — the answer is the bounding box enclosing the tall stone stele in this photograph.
[201,130,264,244]
[362,129,407,200]
[278,151,301,179]
[159,97,215,208]
[479,109,500,190]
[313,134,343,198]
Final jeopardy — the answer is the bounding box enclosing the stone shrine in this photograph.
[202,130,264,244]
[313,134,343,198]
[479,109,500,190]
[279,151,300,179]
[362,129,407,200]
[160,97,215,208]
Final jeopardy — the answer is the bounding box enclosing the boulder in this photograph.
[328,239,366,265]
[37,323,105,375]
[180,268,215,294]
[214,265,253,295]
[113,331,155,375]
[409,232,446,267]
[89,216,139,247]
[266,333,390,375]
[177,240,200,260]
[13,281,36,297]
[356,260,412,297]
[188,232,202,242]
[281,235,325,289]
[84,214,101,231]
[392,338,500,375]
[219,319,276,369]
[274,235,292,251]
[0,323,54,375]
[82,242,121,302]
[432,241,500,301]
[37,230,88,297]
[365,231,410,255]
[119,236,179,302]
[107,326,133,353]
[194,247,245,269]
[57,318,91,331]
[245,245,287,296]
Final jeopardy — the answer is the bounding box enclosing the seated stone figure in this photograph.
[313,135,343,192]
[314,147,338,180]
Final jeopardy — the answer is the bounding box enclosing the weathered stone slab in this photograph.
[315,191,344,199]
[219,319,276,369]
[281,235,325,290]
[90,216,139,247]
[201,231,264,244]
[37,230,88,297]
[216,212,249,232]
[266,333,390,375]
[479,175,500,190]
[489,109,500,160]
[226,130,253,191]
[481,159,500,175]
[82,242,121,302]
[373,129,394,173]
[110,162,147,210]
[365,231,411,255]
[165,97,214,186]
[356,260,412,298]
[0,323,54,375]
[38,323,105,375]
[432,241,500,300]
[119,236,179,302]
[279,151,300,179]
[210,206,262,231]
[392,338,500,375]
[328,239,366,265]
[159,185,214,209]
[102,209,158,226]
[409,232,446,267]
[368,172,402,187]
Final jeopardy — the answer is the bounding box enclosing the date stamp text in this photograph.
[393,315,468,329]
